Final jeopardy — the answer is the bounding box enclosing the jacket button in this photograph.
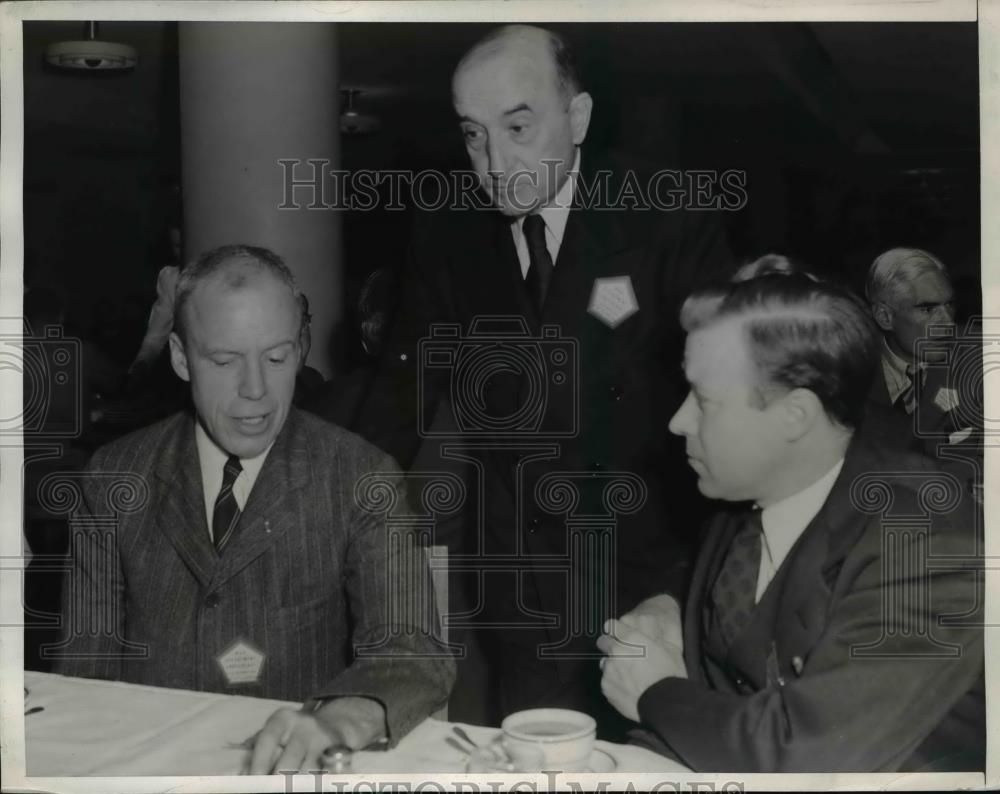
[609,385,624,401]
[205,592,221,608]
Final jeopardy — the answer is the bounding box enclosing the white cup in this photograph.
[500,708,597,771]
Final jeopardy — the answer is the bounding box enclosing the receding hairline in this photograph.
[177,256,302,339]
[454,25,572,96]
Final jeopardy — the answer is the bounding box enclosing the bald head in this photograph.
[451,25,592,216]
[454,25,581,105]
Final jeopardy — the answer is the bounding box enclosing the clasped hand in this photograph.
[597,595,687,723]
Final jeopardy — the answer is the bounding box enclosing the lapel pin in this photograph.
[791,655,804,676]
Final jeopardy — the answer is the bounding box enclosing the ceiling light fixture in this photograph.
[340,89,380,135]
[45,22,137,71]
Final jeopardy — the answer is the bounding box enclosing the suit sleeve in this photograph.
[51,449,128,681]
[636,513,983,772]
[309,448,456,744]
[351,213,451,470]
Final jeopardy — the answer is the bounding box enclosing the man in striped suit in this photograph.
[54,245,454,774]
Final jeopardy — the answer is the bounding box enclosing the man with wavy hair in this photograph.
[598,272,983,771]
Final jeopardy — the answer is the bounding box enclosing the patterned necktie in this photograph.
[711,509,763,648]
[212,454,243,552]
[896,364,919,416]
[523,214,554,311]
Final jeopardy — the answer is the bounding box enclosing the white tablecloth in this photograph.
[24,671,687,776]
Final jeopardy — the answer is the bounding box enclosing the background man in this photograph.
[55,245,454,774]
[864,247,980,459]
[598,272,983,771]
[352,23,733,736]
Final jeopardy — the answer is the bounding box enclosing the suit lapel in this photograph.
[768,438,875,661]
[154,416,218,589]
[209,409,312,589]
[541,168,631,332]
[869,363,894,408]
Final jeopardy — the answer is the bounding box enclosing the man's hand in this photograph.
[248,697,386,774]
[597,618,687,723]
[619,593,683,650]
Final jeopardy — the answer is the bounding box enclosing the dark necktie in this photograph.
[212,454,243,553]
[522,214,553,311]
[711,509,763,647]
[895,364,919,416]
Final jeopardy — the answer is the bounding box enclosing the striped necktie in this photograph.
[896,364,919,416]
[212,454,243,552]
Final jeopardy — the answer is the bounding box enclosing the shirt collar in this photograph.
[881,338,922,403]
[195,420,273,506]
[514,146,580,245]
[759,457,845,574]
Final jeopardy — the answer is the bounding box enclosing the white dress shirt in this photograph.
[511,147,580,278]
[755,458,845,603]
[195,422,273,538]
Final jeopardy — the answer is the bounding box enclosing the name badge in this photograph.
[216,638,265,686]
[588,276,638,329]
[933,386,960,413]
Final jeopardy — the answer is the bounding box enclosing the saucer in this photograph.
[583,749,616,773]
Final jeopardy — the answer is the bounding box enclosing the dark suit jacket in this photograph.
[864,354,982,460]
[353,150,734,671]
[634,436,984,772]
[53,408,455,745]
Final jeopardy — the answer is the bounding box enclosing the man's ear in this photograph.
[168,332,191,383]
[569,91,593,146]
[872,301,895,332]
[779,387,823,441]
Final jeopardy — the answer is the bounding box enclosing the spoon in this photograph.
[452,726,481,749]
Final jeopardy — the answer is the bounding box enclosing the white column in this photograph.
[179,22,341,376]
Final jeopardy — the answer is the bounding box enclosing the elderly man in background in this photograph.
[598,271,983,771]
[55,244,454,774]
[864,247,980,456]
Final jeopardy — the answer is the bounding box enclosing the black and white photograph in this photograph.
[1,0,995,790]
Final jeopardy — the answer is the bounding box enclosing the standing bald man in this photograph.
[353,24,733,736]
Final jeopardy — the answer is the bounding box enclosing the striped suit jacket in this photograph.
[53,407,454,745]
